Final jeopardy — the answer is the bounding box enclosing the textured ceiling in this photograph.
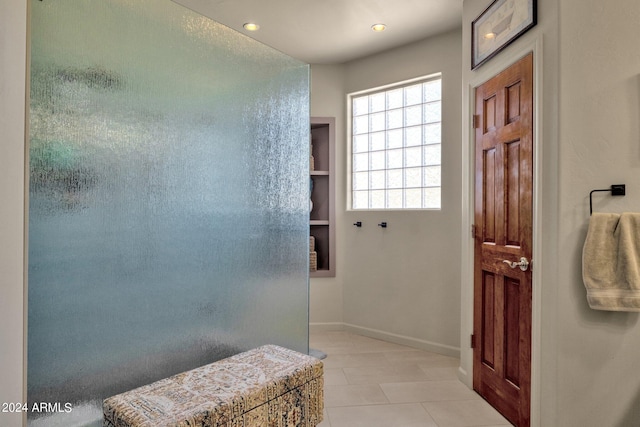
[174,0,463,64]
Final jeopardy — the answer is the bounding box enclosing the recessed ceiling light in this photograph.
[371,23,386,32]
[243,23,260,31]
[484,32,496,40]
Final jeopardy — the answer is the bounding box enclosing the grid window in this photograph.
[350,76,442,210]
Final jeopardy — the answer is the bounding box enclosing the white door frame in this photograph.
[460,36,544,427]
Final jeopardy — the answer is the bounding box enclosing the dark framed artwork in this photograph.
[472,0,537,70]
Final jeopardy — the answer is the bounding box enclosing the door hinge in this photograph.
[473,114,481,129]
[471,334,476,349]
[471,224,477,239]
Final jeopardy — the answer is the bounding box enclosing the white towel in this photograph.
[582,212,640,311]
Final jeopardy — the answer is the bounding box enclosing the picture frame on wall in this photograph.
[472,0,537,70]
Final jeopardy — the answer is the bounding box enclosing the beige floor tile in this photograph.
[380,380,480,403]
[416,356,460,369]
[312,345,360,355]
[323,368,349,386]
[423,399,513,426]
[310,331,355,348]
[343,364,430,385]
[327,403,439,427]
[384,350,460,367]
[324,384,390,407]
[418,366,460,381]
[316,408,332,427]
[311,330,512,427]
[351,337,415,353]
[322,352,391,369]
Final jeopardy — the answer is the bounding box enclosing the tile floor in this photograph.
[310,330,513,427]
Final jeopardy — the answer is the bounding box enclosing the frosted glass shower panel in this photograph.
[28,0,309,424]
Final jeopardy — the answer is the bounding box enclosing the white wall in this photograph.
[309,64,346,327]
[0,0,28,425]
[461,1,561,425]
[463,0,640,425]
[311,29,464,356]
[555,0,640,425]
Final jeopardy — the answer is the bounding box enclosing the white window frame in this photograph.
[347,73,442,211]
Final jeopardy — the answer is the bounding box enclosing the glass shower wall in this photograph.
[28,1,310,425]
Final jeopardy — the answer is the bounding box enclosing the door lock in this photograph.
[502,257,530,271]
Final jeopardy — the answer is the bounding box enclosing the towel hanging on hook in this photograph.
[589,184,626,215]
[583,212,640,311]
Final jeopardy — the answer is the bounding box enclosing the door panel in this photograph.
[506,140,522,246]
[481,271,496,369]
[483,149,497,243]
[484,96,497,132]
[507,82,522,123]
[505,276,521,385]
[473,53,533,427]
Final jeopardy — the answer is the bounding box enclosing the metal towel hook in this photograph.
[589,184,626,215]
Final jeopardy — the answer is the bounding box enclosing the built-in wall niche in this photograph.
[310,117,335,277]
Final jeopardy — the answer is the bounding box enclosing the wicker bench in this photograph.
[103,345,324,427]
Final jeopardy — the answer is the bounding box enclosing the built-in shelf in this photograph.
[309,117,335,278]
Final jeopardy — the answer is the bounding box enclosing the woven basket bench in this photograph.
[103,345,324,427]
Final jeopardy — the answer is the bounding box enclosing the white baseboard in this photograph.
[310,322,460,359]
[457,366,471,387]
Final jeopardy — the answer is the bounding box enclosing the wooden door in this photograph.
[473,53,533,427]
